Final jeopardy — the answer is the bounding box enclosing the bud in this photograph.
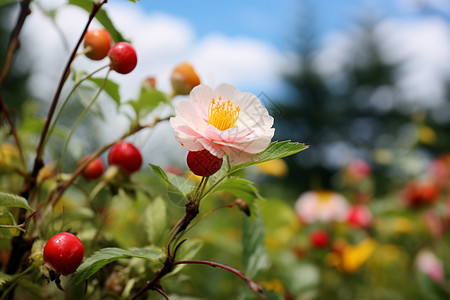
[170,62,200,95]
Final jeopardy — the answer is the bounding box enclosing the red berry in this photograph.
[108,141,142,174]
[310,229,330,248]
[44,232,84,276]
[80,155,105,180]
[108,42,137,74]
[187,150,223,177]
[84,28,112,60]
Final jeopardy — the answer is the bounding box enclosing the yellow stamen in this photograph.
[208,98,240,131]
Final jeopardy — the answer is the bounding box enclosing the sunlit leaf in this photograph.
[88,77,121,107]
[150,164,195,204]
[145,196,168,246]
[242,212,270,278]
[72,247,164,285]
[0,192,33,211]
[128,88,171,119]
[230,141,308,173]
[68,0,127,43]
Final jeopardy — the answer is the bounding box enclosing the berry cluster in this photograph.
[83,29,137,74]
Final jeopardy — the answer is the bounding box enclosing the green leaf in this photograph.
[68,0,127,43]
[416,271,449,300]
[242,212,270,278]
[230,141,308,173]
[213,177,262,215]
[0,271,12,287]
[0,192,33,211]
[72,247,163,285]
[128,88,171,119]
[145,196,168,246]
[150,164,195,205]
[87,77,121,107]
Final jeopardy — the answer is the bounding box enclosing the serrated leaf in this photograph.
[150,164,194,203]
[0,192,33,211]
[231,141,308,173]
[128,88,171,119]
[0,271,12,287]
[88,77,120,106]
[72,247,163,285]
[68,0,127,43]
[242,212,270,278]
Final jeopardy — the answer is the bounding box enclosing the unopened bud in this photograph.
[235,198,250,216]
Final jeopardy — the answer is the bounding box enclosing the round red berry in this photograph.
[108,141,142,174]
[44,232,84,276]
[310,229,330,248]
[108,42,137,74]
[187,150,223,177]
[84,28,112,60]
[80,155,105,180]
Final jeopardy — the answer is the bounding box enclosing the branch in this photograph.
[172,260,265,297]
[31,0,107,183]
[0,0,32,88]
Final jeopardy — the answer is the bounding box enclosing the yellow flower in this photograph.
[334,238,376,273]
[255,159,288,178]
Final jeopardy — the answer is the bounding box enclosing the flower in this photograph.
[416,249,444,283]
[170,83,274,165]
[294,191,350,224]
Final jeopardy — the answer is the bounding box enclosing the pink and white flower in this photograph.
[170,83,274,165]
[416,249,444,283]
[295,191,350,224]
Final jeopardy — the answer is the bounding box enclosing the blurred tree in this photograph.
[275,12,418,196]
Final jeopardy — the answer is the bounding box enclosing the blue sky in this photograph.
[139,0,407,50]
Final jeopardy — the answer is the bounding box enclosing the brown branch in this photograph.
[172,260,265,297]
[0,0,32,88]
[0,94,25,166]
[31,0,107,189]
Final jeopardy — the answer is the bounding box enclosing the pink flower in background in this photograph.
[170,83,274,165]
[345,159,371,182]
[416,250,444,283]
[295,191,350,224]
[347,205,373,228]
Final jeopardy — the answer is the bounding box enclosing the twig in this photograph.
[172,260,265,297]
[0,0,32,88]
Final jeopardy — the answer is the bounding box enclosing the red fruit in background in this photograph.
[43,232,84,276]
[310,229,330,248]
[187,150,223,177]
[83,28,112,60]
[108,42,137,74]
[80,155,105,180]
[108,141,143,174]
[403,180,440,208]
[347,205,373,228]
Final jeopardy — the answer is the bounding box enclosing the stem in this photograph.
[43,64,110,153]
[32,0,107,180]
[0,0,32,88]
[171,260,264,296]
[0,94,26,166]
[59,68,111,170]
